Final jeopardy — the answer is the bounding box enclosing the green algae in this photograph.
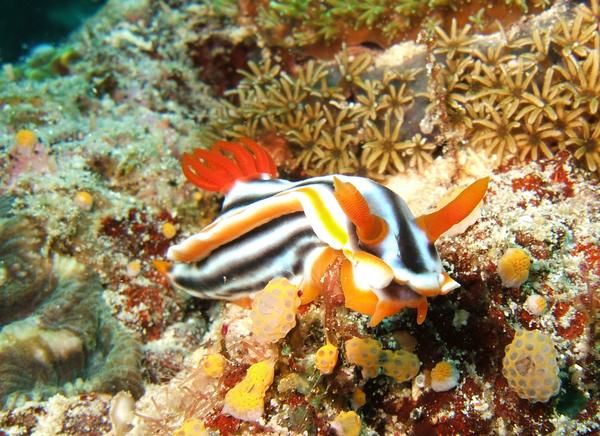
[5,45,81,81]
[555,375,589,419]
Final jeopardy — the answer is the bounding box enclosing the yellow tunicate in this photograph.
[173,418,207,436]
[162,222,177,239]
[202,353,226,378]
[497,247,531,288]
[331,411,361,436]
[345,337,382,379]
[74,191,94,211]
[315,343,339,375]
[379,349,421,383]
[502,330,560,402]
[430,361,460,392]
[351,388,366,409]
[14,129,38,149]
[126,260,142,277]
[345,336,422,383]
[251,277,300,343]
[222,360,275,422]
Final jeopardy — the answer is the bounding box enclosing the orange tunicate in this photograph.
[497,247,531,288]
[174,418,207,436]
[351,388,366,409]
[430,361,460,392]
[344,337,382,379]
[524,294,547,316]
[126,260,142,277]
[331,411,361,436]
[162,222,177,239]
[74,191,94,211]
[393,330,417,352]
[379,349,420,383]
[202,353,226,378]
[14,129,38,149]
[222,360,274,422]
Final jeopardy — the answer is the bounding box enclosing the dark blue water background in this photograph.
[0,0,106,63]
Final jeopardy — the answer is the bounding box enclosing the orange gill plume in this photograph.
[332,177,388,245]
[181,137,278,194]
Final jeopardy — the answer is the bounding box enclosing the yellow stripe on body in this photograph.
[294,187,349,248]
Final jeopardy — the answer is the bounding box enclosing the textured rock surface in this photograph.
[0,197,143,408]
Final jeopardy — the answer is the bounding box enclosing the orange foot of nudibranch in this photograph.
[339,259,428,326]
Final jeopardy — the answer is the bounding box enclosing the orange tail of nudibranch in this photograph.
[333,177,388,245]
[181,137,278,194]
[415,177,490,243]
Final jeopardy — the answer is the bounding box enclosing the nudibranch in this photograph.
[167,138,489,326]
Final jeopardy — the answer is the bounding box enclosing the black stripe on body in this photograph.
[222,179,293,213]
[381,281,422,301]
[222,177,336,214]
[227,176,434,277]
[171,212,324,299]
[363,185,429,275]
[215,237,323,297]
[390,190,428,274]
[386,189,429,274]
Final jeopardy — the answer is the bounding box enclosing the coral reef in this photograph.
[0,197,52,325]
[201,48,431,176]
[248,0,546,53]
[0,197,143,408]
[0,0,598,434]
[14,45,80,81]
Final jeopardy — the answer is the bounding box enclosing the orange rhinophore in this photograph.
[415,177,490,243]
[333,177,387,245]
